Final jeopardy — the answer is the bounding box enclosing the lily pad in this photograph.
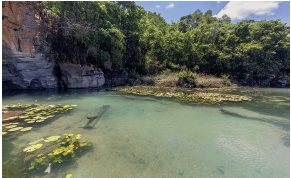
[23,144,43,152]
[66,174,73,178]
[36,120,44,122]
[44,136,60,142]
[8,127,23,131]
[6,125,17,129]
[2,132,7,135]
[19,116,29,119]
[27,121,35,123]
[29,138,44,145]
[71,105,77,107]
[21,127,33,131]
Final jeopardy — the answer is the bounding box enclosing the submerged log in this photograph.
[87,105,110,119]
[82,105,110,128]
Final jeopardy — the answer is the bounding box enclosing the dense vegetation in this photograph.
[42,1,290,82]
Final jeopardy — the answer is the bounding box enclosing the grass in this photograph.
[141,72,237,88]
[196,74,234,88]
[112,72,245,105]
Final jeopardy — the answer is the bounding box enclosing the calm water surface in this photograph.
[2,88,290,178]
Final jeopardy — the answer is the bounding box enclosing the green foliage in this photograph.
[177,69,197,82]
[162,69,171,75]
[41,1,289,81]
[29,154,46,171]
[26,134,92,174]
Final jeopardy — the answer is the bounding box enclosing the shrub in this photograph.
[177,69,197,82]
[162,68,171,75]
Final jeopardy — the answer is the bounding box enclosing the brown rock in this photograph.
[2,110,23,121]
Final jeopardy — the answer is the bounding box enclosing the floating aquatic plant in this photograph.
[48,133,92,163]
[2,132,7,135]
[21,127,33,131]
[29,138,44,145]
[66,174,73,178]
[28,154,46,170]
[115,86,253,105]
[44,136,60,142]
[8,127,23,131]
[23,144,43,152]
[5,125,17,129]
[2,103,76,137]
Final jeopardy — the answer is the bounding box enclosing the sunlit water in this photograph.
[2,88,290,178]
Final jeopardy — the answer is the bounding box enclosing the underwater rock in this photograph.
[2,110,23,121]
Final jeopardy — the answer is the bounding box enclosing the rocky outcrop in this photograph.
[2,54,58,90]
[59,64,105,88]
[2,1,105,90]
[2,1,57,90]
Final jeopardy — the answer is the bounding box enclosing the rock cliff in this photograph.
[2,1,105,90]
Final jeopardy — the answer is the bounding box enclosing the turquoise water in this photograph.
[2,88,290,178]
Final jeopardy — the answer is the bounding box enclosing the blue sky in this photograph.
[134,1,290,26]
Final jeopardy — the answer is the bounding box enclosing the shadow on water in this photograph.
[220,108,290,148]
[220,109,290,128]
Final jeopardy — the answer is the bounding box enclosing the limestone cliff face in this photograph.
[60,64,105,88]
[2,1,105,90]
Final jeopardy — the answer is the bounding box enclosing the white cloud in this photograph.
[166,3,174,9]
[213,1,279,20]
[217,1,221,4]
[156,5,160,8]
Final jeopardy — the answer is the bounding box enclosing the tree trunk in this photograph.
[84,1,88,20]
[76,2,78,22]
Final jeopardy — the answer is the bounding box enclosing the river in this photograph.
[2,88,290,178]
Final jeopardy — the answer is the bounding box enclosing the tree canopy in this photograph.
[41,1,290,81]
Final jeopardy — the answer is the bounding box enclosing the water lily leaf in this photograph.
[8,127,23,131]
[19,116,29,119]
[29,138,44,145]
[27,121,35,123]
[36,120,44,122]
[2,132,7,135]
[71,105,77,107]
[63,105,70,109]
[6,125,17,129]
[66,174,72,178]
[21,127,33,131]
[24,119,32,121]
[23,144,42,152]
[44,136,60,142]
